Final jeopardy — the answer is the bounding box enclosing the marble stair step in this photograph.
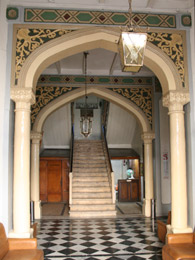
[73,176,108,182]
[72,198,113,204]
[73,163,106,167]
[69,210,116,218]
[72,192,112,199]
[73,159,106,163]
[72,186,111,192]
[73,181,109,187]
[73,168,107,173]
[70,204,116,211]
[73,173,108,177]
[73,156,105,160]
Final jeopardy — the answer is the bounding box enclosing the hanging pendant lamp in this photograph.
[119,0,147,72]
[80,52,92,138]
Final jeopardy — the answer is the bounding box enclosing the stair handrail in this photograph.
[101,125,113,172]
[101,125,115,204]
[69,125,74,205]
[70,125,74,172]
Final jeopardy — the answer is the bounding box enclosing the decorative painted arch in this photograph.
[15,27,185,96]
[32,87,151,134]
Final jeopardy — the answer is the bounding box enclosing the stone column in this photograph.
[30,132,42,220]
[141,132,155,217]
[10,88,35,238]
[163,91,192,233]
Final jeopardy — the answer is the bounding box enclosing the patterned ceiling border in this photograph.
[109,87,153,127]
[31,86,78,126]
[24,8,176,28]
[38,75,153,86]
[14,26,186,88]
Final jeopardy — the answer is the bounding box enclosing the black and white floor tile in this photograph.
[37,218,163,260]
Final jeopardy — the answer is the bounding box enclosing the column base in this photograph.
[143,198,151,217]
[34,200,41,219]
[167,224,193,234]
[8,228,33,238]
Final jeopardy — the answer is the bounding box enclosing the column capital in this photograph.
[141,132,155,144]
[30,131,42,144]
[11,88,35,105]
[162,91,190,112]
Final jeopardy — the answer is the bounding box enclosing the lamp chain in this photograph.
[128,0,133,30]
[84,52,88,109]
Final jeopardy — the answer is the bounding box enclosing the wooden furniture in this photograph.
[0,223,43,260]
[157,211,171,243]
[162,233,195,260]
[118,179,139,202]
[40,157,69,202]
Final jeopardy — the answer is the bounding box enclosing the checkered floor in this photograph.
[37,218,163,260]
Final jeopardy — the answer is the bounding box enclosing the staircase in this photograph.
[69,139,116,218]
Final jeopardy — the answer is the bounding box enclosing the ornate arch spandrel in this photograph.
[13,25,188,90]
[32,86,151,134]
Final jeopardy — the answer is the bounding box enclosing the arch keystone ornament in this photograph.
[163,91,192,234]
[141,132,155,217]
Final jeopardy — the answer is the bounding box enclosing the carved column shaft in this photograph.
[10,88,35,238]
[163,91,191,233]
[31,132,42,220]
[141,132,155,217]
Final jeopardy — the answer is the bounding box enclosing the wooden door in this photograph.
[62,160,69,202]
[40,158,69,202]
[47,160,62,202]
[40,160,47,201]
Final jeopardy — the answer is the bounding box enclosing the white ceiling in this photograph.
[44,49,154,77]
[8,0,194,13]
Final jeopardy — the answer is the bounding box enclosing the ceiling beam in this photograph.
[55,61,61,74]
[109,53,118,75]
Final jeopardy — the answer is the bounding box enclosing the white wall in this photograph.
[42,104,71,149]
[186,5,195,229]
[154,93,171,216]
[107,103,138,149]
[0,0,13,233]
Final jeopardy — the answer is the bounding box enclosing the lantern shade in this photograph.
[119,32,147,72]
[80,116,92,138]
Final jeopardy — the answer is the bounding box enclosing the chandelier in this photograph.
[119,0,147,72]
[80,52,92,138]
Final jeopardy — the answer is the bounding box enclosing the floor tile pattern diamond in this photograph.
[37,218,163,260]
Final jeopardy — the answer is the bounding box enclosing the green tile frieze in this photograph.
[38,75,153,86]
[24,8,176,28]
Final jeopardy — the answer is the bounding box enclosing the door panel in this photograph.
[40,160,47,201]
[131,181,139,201]
[62,160,69,202]
[47,160,62,202]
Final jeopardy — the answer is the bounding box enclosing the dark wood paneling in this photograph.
[118,179,139,202]
[40,160,47,201]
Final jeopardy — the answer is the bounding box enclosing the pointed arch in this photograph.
[17,27,183,96]
[32,87,151,133]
